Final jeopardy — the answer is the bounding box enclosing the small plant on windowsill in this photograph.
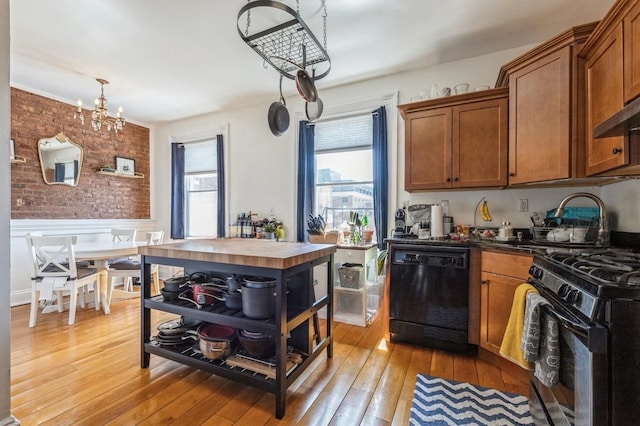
[262,222,277,239]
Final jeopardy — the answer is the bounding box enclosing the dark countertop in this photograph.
[384,235,629,256]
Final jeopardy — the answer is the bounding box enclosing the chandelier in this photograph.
[74,78,125,133]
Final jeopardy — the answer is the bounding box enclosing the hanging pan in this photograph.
[268,73,290,137]
[305,68,323,122]
[296,44,317,102]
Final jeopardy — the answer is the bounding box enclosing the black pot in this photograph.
[238,329,275,359]
[223,291,242,310]
[241,277,276,319]
[163,276,188,292]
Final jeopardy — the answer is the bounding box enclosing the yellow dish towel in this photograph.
[499,283,538,370]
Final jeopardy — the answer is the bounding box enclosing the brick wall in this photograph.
[10,87,150,219]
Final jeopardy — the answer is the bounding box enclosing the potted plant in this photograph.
[97,163,115,172]
[347,211,362,245]
[262,222,277,239]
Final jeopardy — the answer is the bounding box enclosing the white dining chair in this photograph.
[145,231,165,293]
[106,228,138,292]
[26,234,99,327]
[106,230,164,306]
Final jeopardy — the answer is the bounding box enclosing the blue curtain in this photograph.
[216,134,226,238]
[170,143,185,239]
[296,121,315,242]
[372,106,388,250]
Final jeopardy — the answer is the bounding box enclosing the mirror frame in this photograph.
[38,132,84,187]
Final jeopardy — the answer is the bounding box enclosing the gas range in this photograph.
[529,249,640,320]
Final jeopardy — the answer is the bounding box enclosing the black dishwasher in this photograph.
[389,244,475,354]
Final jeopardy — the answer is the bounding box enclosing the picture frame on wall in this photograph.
[115,156,135,175]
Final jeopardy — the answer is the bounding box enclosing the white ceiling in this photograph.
[9,0,613,126]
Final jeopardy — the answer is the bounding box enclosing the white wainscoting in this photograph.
[10,219,161,306]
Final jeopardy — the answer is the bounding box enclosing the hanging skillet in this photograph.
[305,68,323,122]
[296,44,317,103]
[268,73,290,137]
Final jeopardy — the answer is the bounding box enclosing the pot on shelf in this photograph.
[241,276,277,319]
[221,290,243,310]
[238,329,275,359]
[162,276,189,292]
[191,323,237,361]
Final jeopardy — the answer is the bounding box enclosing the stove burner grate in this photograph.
[545,251,640,287]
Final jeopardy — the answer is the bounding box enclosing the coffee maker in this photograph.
[393,208,407,237]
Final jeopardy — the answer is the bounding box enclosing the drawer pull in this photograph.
[612,147,622,154]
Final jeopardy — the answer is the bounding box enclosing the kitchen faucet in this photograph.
[553,192,609,245]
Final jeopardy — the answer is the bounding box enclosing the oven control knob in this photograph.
[566,289,580,304]
[529,265,543,280]
[558,284,570,298]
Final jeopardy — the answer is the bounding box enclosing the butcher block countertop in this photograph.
[139,238,337,270]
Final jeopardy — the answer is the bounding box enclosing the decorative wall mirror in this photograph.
[38,133,83,186]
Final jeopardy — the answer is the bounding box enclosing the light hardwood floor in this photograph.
[10,298,529,425]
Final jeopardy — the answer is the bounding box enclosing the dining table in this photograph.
[74,240,147,314]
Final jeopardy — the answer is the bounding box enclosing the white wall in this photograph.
[154,43,638,238]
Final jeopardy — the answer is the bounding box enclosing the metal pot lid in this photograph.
[158,317,196,331]
[242,276,276,288]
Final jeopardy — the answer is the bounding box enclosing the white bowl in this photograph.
[547,229,570,242]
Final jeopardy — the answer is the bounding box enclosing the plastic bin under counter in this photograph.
[313,244,381,327]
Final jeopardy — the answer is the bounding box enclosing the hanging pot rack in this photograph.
[237,0,331,81]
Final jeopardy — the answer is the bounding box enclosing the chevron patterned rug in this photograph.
[410,374,533,425]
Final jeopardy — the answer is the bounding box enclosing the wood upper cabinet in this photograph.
[480,251,533,357]
[624,0,640,102]
[584,23,628,175]
[398,88,508,191]
[496,23,596,184]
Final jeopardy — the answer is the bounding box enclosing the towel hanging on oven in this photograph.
[521,292,560,387]
[499,283,537,370]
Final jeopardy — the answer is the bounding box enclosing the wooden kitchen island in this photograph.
[138,239,336,419]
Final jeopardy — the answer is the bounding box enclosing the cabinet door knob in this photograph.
[454,177,459,182]
[509,172,515,177]
[612,147,622,154]
[481,280,489,285]
[446,177,451,182]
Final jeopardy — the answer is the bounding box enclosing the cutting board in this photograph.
[225,355,296,379]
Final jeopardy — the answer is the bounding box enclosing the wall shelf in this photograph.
[96,169,144,179]
[10,155,26,164]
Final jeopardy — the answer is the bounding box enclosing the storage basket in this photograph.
[338,263,364,288]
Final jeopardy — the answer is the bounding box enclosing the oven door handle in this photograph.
[541,304,608,354]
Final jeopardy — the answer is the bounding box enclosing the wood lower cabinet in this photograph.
[479,251,533,357]
[398,88,508,191]
[496,23,596,184]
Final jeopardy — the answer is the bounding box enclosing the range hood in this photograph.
[593,95,640,138]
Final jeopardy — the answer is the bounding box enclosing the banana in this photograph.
[479,201,492,222]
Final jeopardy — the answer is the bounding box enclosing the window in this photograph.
[314,114,375,237]
[183,140,218,238]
